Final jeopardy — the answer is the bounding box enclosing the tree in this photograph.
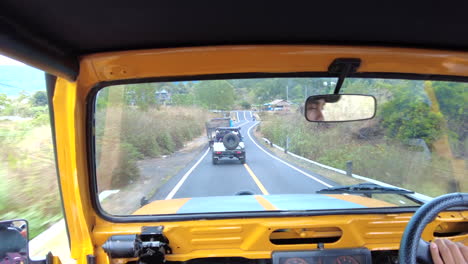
[172,94,194,106]
[240,101,251,109]
[31,91,48,106]
[194,80,235,110]
[0,93,9,112]
[123,83,159,110]
[252,78,288,103]
[380,86,443,145]
[432,81,468,156]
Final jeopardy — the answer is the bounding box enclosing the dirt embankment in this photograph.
[101,135,208,215]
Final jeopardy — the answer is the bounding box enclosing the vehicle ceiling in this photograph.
[1,1,468,80]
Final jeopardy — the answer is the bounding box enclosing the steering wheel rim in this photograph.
[399,192,468,264]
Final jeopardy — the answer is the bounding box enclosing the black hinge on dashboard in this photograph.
[102,226,172,264]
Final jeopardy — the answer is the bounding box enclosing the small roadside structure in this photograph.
[263,99,292,111]
[156,89,171,104]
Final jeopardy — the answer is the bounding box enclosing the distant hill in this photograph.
[0,65,46,97]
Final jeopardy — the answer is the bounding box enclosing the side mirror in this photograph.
[304,94,376,122]
[0,219,29,264]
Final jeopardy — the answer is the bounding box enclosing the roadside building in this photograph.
[263,99,292,111]
[156,89,171,105]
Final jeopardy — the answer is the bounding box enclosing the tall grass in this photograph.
[259,112,462,197]
[0,120,62,238]
[95,106,209,190]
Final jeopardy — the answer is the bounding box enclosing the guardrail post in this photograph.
[346,161,353,177]
[449,179,460,192]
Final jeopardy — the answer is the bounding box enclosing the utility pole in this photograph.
[286,85,289,101]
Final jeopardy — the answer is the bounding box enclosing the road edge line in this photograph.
[165,148,210,200]
[246,122,333,188]
[263,136,432,202]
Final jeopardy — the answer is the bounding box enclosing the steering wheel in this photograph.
[399,193,468,264]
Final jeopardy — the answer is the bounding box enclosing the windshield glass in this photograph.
[93,78,467,216]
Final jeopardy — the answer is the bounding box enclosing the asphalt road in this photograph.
[152,111,336,201]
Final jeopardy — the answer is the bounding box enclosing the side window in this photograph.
[0,55,67,259]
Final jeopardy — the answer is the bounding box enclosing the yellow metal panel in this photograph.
[90,212,467,262]
[53,78,94,264]
[80,45,468,92]
[52,256,63,264]
[133,198,191,215]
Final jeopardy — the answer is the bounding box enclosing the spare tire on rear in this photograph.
[223,133,240,150]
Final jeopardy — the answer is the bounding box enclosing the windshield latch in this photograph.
[102,226,172,264]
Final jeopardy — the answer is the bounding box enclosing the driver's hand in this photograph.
[430,239,468,264]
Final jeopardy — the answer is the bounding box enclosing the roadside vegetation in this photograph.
[0,91,61,238]
[257,113,458,196]
[1,84,211,235]
[256,80,466,197]
[95,84,211,191]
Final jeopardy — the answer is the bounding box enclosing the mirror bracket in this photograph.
[328,58,361,94]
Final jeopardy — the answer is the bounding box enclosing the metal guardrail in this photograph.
[262,137,432,202]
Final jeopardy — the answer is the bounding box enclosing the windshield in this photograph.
[92,77,467,216]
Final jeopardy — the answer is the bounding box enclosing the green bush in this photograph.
[157,131,176,154]
[380,100,443,145]
[32,113,50,126]
[240,101,251,109]
[111,142,143,188]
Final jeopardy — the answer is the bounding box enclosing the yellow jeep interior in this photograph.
[1,2,467,264]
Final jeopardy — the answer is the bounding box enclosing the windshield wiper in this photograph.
[317,183,414,198]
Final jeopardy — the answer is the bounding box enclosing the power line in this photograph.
[0,82,22,89]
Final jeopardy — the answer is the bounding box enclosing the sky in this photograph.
[0,55,45,96]
[0,55,26,66]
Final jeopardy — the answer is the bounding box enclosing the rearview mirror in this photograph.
[0,219,29,264]
[305,94,376,122]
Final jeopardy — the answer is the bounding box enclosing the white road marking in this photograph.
[246,122,333,188]
[243,111,247,121]
[236,111,240,122]
[237,120,249,127]
[165,148,211,199]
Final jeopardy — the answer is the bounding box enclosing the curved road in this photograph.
[151,111,336,201]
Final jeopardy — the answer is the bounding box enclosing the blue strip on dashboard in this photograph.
[263,194,366,210]
[176,195,264,214]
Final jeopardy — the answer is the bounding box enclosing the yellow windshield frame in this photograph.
[51,45,468,263]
